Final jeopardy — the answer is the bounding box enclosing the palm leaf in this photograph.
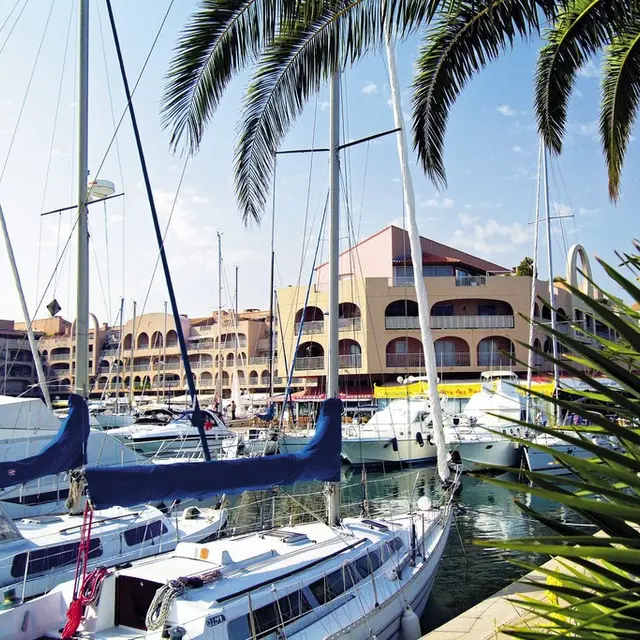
[600,20,640,200]
[411,0,557,188]
[534,0,627,154]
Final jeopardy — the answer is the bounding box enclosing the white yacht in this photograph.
[107,409,236,458]
[445,372,526,471]
[0,396,151,518]
[280,399,438,466]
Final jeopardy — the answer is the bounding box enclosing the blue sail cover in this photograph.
[0,394,90,489]
[85,398,343,509]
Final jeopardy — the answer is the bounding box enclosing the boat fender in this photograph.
[426,433,434,446]
[391,437,398,452]
[168,626,187,639]
[416,432,424,447]
[400,606,421,640]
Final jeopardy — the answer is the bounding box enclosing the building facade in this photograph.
[20,310,275,399]
[276,226,608,396]
[0,320,40,396]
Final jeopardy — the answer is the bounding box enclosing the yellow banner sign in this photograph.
[374,380,555,399]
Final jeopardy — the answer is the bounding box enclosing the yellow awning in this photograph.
[373,380,556,399]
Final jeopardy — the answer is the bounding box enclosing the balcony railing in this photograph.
[434,352,471,367]
[189,360,213,369]
[431,315,515,330]
[50,353,71,361]
[248,376,259,386]
[385,316,420,330]
[294,321,324,335]
[477,353,514,367]
[249,357,270,365]
[191,340,216,350]
[294,356,325,371]
[455,276,486,287]
[220,340,247,349]
[386,353,425,368]
[102,348,120,356]
[338,317,361,332]
[339,354,362,368]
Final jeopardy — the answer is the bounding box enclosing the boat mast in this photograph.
[234,265,239,382]
[0,204,52,409]
[129,300,136,409]
[115,296,124,408]
[327,72,341,527]
[268,189,276,399]
[74,0,90,397]
[217,230,223,405]
[384,32,450,482]
[541,146,560,424]
[526,141,543,423]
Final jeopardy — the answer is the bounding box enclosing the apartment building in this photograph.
[0,320,40,396]
[276,225,607,397]
[24,310,275,399]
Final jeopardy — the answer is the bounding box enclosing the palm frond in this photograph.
[600,21,640,201]
[534,0,626,154]
[162,0,302,154]
[411,0,557,188]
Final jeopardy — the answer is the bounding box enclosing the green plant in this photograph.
[515,257,534,277]
[475,242,640,639]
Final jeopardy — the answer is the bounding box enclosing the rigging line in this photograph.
[299,94,319,272]
[88,221,111,326]
[36,0,76,305]
[0,0,22,37]
[96,0,126,301]
[356,140,370,241]
[0,0,27,58]
[0,0,57,186]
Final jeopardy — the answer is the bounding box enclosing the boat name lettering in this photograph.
[206,613,226,627]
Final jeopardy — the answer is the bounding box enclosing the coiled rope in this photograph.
[146,570,221,631]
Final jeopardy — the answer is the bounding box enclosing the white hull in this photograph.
[92,413,135,429]
[526,442,593,475]
[4,506,454,639]
[450,439,521,471]
[342,436,437,465]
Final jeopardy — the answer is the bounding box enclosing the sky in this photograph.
[0,0,636,330]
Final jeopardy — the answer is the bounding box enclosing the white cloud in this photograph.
[575,89,583,98]
[362,81,379,95]
[553,202,573,218]
[452,214,530,255]
[578,207,600,217]
[512,145,523,154]
[318,101,330,111]
[578,60,599,78]
[576,121,598,137]
[190,195,210,205]
[420,195,454,208]
[497,104,518,116]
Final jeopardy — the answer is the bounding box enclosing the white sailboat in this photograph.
[2,48,459,640]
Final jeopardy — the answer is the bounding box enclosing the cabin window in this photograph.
[0,510,22,543]
[11,539,102,578]
[228,590,312,639]
[386,537,404,555]
[123,520,168,547]
[355,549,383,578]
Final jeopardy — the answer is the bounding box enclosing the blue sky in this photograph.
[0,1,636,328]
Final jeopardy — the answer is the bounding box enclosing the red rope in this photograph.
[62,503,108,639]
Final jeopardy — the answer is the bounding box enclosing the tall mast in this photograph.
[542,146,560,424]
[0,204,52,409]
[526,141,543,423]
[234,265,239,375]
[327,72,341,527]
[217,231,223,404]
[385,33,449,482]
[129,300,136,409]
[115,296,124,407]
[74,0,90,397]
[268,186,276,399]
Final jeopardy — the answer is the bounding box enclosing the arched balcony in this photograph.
[338,302,361,332]
[200,371,213,388]
[98,359,110,373]
[430,299,515,330]
[385,337,423,369]
[237,370,246,385]
[123,333,133,350]
[221,371,230,386]
[294,342,324,371]
[97,376,108,390]
[338,339,362,368]
[166,330,178,347]
[260,370,270,386]
[385,300,419,330]
[434,337,470,367]
[248,370,259,386]
[189,353,213,369]
[477,337,515,368]
[217,333,247,349]
[294,306,324,336]
[154,373,180,388]
[50,347,71,362]
[137,332,149,350]
[226,353,235,366]
[151,331,164,349]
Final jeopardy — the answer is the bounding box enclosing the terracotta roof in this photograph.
[392,252,462,266]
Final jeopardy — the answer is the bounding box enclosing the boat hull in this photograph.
[450,439,522,471]
[342,437,437,466]
[526,443,592,475]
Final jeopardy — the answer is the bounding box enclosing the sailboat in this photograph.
[3,62,459,640]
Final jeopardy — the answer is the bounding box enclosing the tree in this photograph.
[514,257,534,276]
[479,242,640,638]
[414,0,640,201]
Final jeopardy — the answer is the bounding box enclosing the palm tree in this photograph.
[413,0,640,201]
